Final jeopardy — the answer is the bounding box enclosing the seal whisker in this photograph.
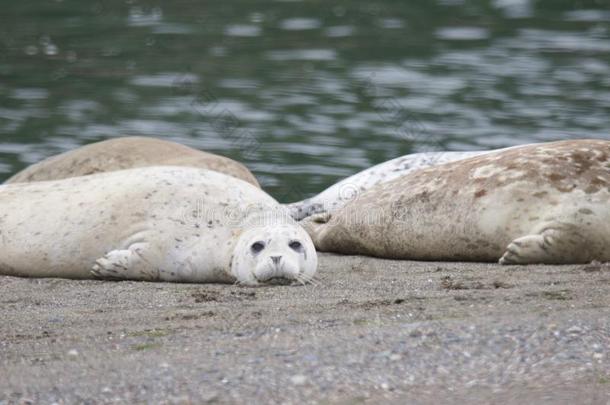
[309,276,325,287]
[296,273,322,287]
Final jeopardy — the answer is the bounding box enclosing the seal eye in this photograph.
[251,241,265,254]
[289,241,303,251]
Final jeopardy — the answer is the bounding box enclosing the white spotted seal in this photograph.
[5,136,260,188]
[0,167,316,285]
[287,150,487,220]
[303,139,610,264]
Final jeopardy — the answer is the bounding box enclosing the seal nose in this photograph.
[270,255,282,265]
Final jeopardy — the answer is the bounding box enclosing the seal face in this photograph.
[286,150,487,220]
[5,136,260,188]
[303,139,610,265]
[231,223,316,286]
[0,167,316,285]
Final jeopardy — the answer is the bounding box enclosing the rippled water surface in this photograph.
[1,0,609,200]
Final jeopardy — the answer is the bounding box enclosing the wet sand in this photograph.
[1,254,609,404]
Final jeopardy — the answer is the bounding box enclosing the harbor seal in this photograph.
[287,150,487,220]
[303,139,610,264]
[5,136,260,187]
[0,166,316,285]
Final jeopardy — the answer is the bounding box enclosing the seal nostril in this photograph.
[271,256,282,264]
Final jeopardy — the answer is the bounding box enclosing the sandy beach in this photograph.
[1,253,609,404]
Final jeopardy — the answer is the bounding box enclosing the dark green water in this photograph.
[1,0,609,200]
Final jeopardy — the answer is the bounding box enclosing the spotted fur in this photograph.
[0,167,316,285]
[303,139,610,264]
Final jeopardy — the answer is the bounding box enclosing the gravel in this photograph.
[1,254,609,404]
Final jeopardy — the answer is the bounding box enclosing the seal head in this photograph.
[231,224,317,286]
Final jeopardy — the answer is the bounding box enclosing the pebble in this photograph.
[566,326,582,334]
[290,375,307,385]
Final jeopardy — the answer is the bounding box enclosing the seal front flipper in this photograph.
[91,242,160,281]
[499,225,590,265]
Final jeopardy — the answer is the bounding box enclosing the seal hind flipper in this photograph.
[310,212,331,224]
[499,225,590,265]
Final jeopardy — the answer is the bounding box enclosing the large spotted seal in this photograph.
[0,166,316,285]
[287,150,488,220]
[303,139,610,264]
[5,136,260,188]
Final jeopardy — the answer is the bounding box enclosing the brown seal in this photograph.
[5,136,259,187]
[303,139,610,264]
